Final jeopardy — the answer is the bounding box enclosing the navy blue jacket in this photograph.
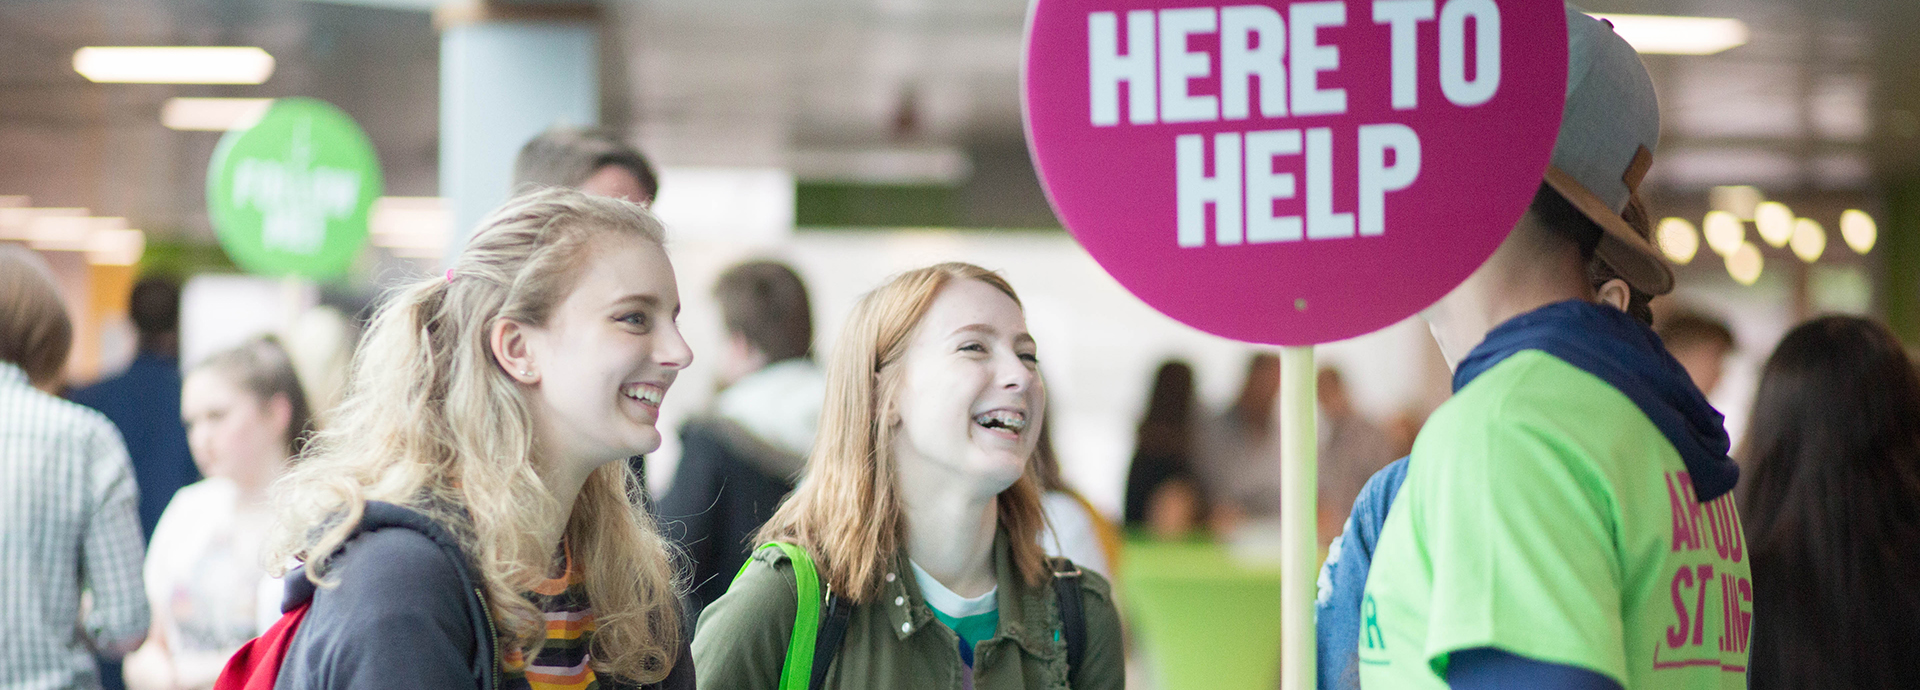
[275,502,694,690]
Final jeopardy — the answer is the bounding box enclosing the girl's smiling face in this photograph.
[513,235,692,470]
[890,278,1045,494]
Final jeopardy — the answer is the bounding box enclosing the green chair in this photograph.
[1120,538,1284,690]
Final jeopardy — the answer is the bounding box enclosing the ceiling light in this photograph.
[87,228,146,266]
[1753,201,1793,248]
[29,216,124,252]
[1726,241,1763,286]
[1840,209,1876,254]
[162,98,274,131]
[1708,185,1763,220]
[1656,217,1699,265]
[1702,211,1744,257]
[1587,14,1749,55]
[0,207,87,242]
[74,46,274,84]
[1790,218,1826,263]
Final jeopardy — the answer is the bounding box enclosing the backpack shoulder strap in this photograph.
[1048,557,1087,687]
[735,543,825,690]
[809,592,853,690]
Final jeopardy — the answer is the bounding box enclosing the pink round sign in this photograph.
[1024,0,1567,345]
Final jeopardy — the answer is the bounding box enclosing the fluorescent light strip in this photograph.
[162,98,275,131]
[87,229,146,266]
[1588,14,1749,55]
[74,46,275,84]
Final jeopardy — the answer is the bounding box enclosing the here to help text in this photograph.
[1086,0,1501,247]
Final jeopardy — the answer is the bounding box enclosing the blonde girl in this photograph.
[266,188,692,690]
[693,263,1123,690]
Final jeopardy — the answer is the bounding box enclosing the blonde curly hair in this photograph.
[266,188,682,682]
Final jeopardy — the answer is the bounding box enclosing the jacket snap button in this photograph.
[895,596,906,606]
[886,572,897,582]
[902,622,913,633]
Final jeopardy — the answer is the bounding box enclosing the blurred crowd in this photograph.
[3,121,1917,690]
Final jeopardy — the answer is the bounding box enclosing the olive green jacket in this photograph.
[691,531,1124,690]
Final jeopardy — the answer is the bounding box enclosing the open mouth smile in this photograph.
[972,408,1029,435]
[622,382,666,408]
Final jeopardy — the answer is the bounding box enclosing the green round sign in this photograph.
[207,98,382,279]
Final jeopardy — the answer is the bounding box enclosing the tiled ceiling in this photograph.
[0,0,1914,241]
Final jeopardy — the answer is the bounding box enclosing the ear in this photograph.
[264,392,294,435]
[490,318,541,384]
[1595,278,1633,313]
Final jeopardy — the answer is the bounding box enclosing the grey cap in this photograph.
[1545,4,1673,295]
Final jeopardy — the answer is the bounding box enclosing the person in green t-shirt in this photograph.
[1358,6,1751,690]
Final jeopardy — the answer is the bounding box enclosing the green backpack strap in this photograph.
[733,542,823,690]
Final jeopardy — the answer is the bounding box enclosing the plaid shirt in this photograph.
[0,362,149,690]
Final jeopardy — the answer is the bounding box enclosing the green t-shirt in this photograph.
[1360,350,1751,688]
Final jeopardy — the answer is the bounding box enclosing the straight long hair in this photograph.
[266,189,682,682]
[755,262,1050,603]
[1739,316,1920,689]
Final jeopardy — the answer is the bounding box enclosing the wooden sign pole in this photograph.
[1279,345,1318,690]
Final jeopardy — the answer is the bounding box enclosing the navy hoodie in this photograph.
[274,502,695,690]
[1316,300,1739,690]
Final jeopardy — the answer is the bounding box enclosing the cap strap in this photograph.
[1623,145,1654,194]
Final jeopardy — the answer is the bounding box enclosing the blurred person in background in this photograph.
[69,276,199,542]
[1121,360,1211,537]
[266,190,693,689]
[659,260,823,618]
[1032,405,1119,577]
[1656,311,1735,398]
[695,263,1123,690]
[514,126,661,205]
[1194,352,1281,529]
[1738,316,1920,689]
[280,306,356,428]
[0,246,149,690]
[122,337,312,690]
[1313,367,1394,546]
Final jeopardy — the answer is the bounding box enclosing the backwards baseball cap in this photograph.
[1545,4,1674,296]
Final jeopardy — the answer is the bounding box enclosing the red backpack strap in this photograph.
[213,602,312,690]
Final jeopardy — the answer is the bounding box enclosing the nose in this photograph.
[997,350,1036,392]
[657,317,694,371]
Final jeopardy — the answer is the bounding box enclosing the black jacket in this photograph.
[657,418,801,617]
[275,501,695,690]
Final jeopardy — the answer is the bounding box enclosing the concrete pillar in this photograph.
[438,4,599,251]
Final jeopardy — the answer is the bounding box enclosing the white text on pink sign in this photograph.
[1086,0,1502,247]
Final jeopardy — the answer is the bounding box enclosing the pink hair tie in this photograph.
[445,268,456,283]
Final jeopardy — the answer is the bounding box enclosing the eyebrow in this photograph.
[951,324,1036,346]
[610,293,677,315]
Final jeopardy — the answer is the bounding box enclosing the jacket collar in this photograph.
[883,529,1057,657]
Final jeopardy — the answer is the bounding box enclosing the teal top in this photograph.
[910,560,999,667]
